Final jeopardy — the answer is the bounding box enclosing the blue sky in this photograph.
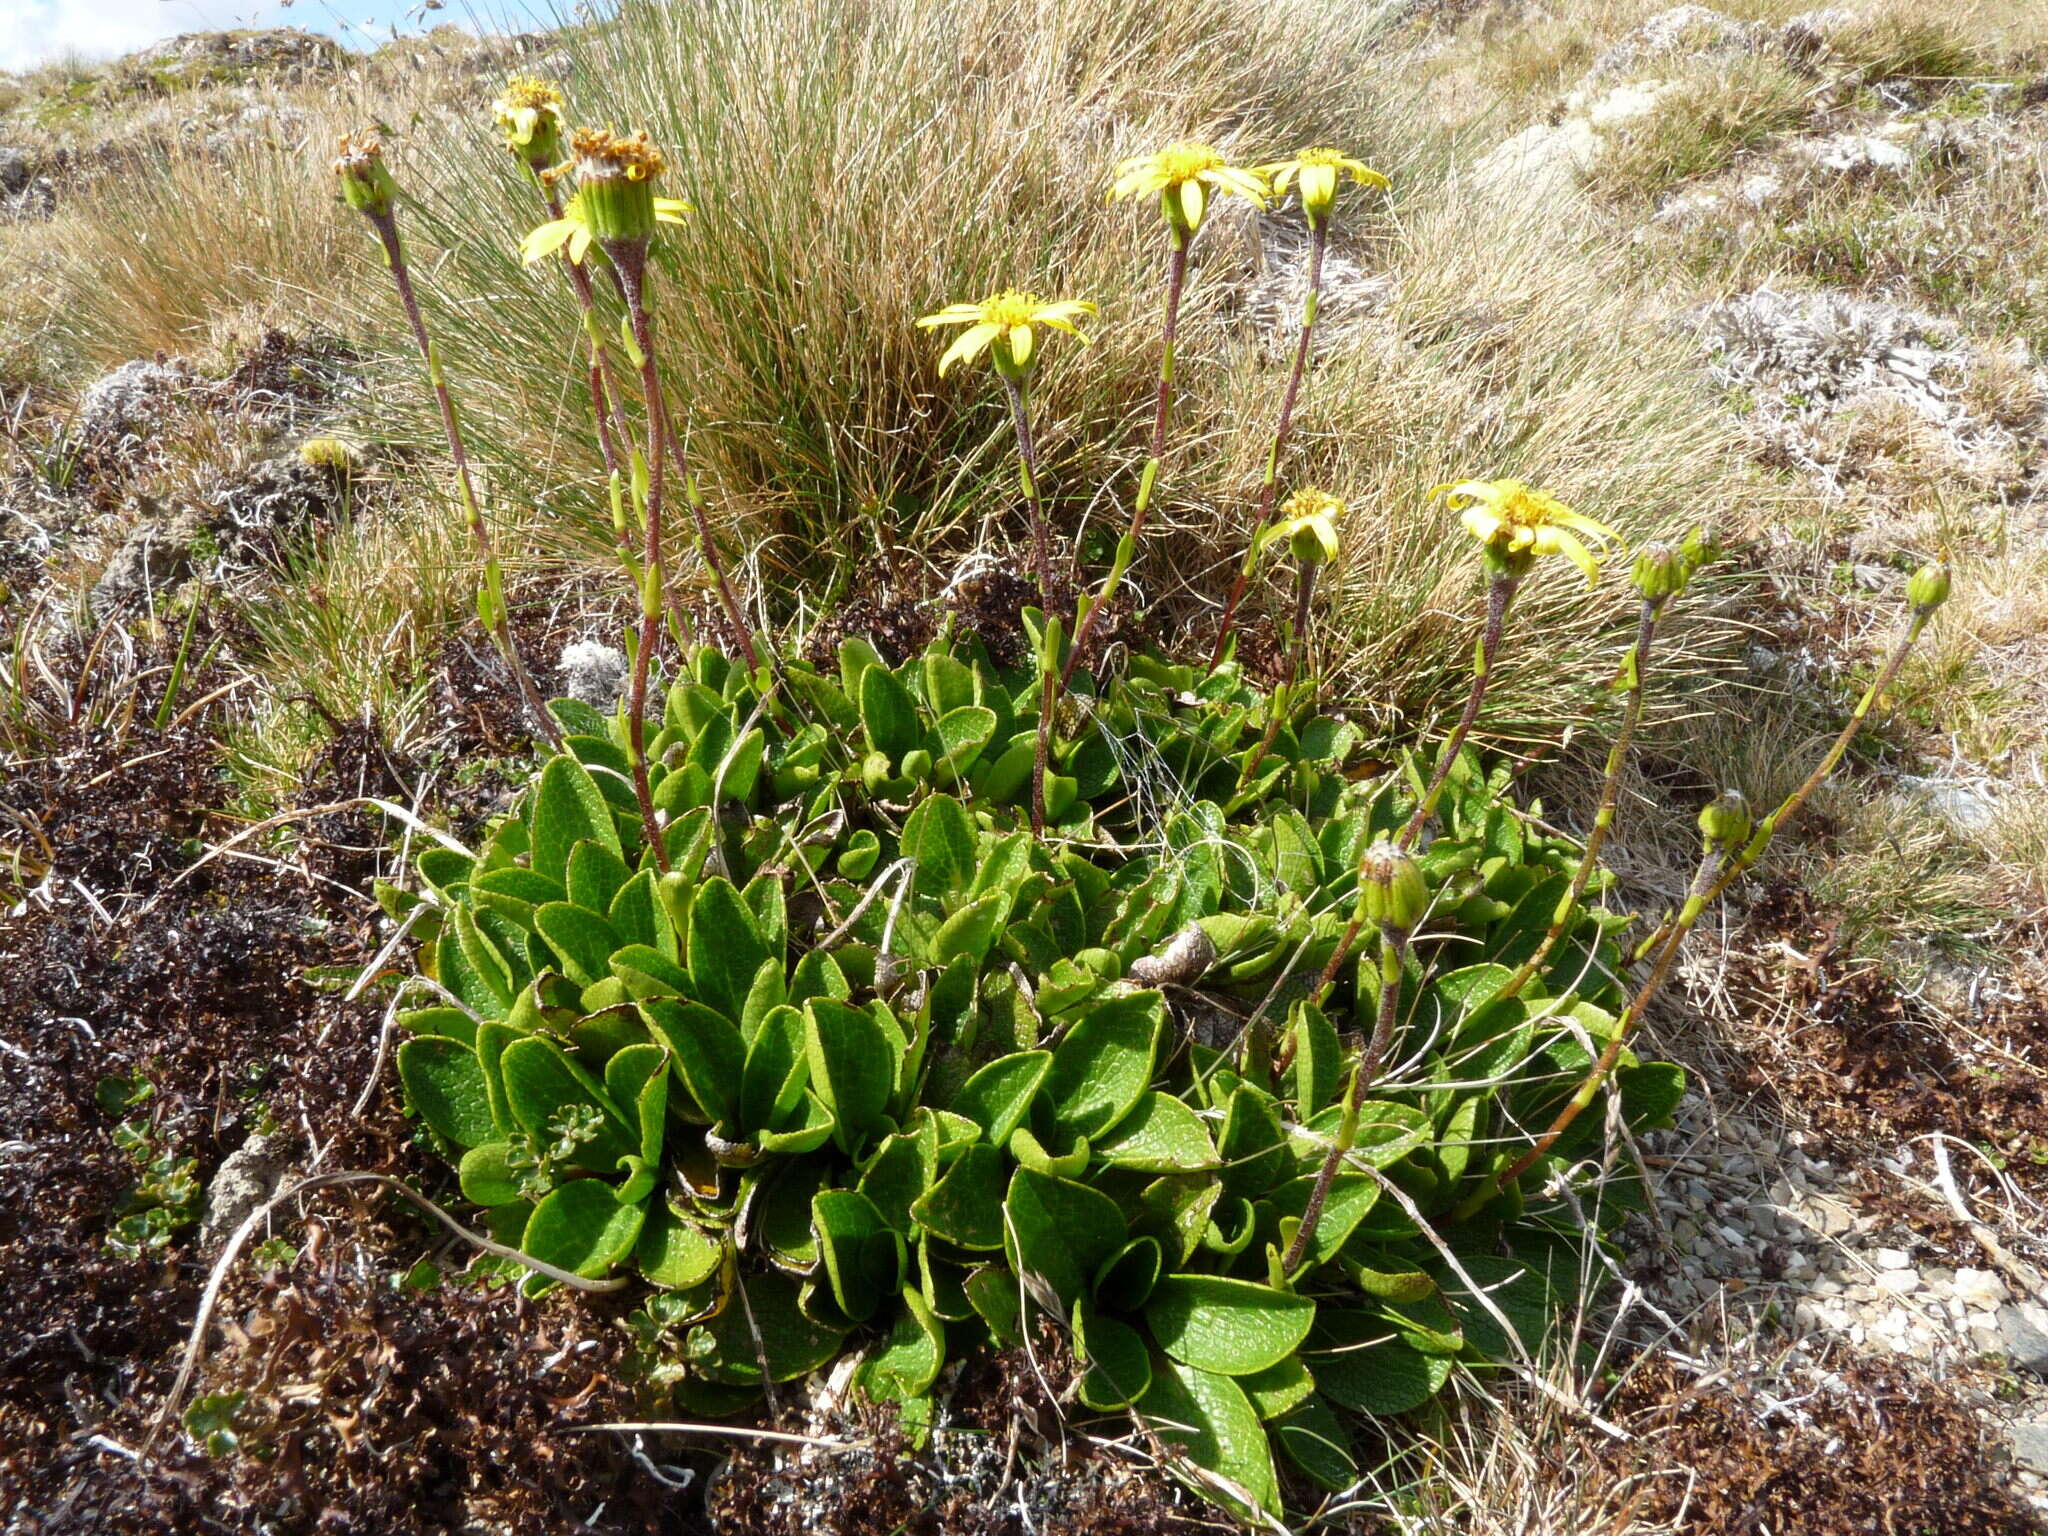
[0,0,560,73]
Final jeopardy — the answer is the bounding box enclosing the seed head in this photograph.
[1357,839,1427,932]
[333,133,399,218]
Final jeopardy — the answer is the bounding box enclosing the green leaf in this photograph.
[1138,1358,1279,1517]
[641,998,743,1128]
[688,877,770,1022]
[909,1142,1005,1250]
[567,840,632,917]
[805,998,898,1154]
[860,664,922,760]
[740,1004,810,1133]
[608,869,663,953]
[1073,1301,1152,1410]
[635,1200,725,1288]
[931,893,1005,967]
[397,1038,495,1148]
[534,901,621,989]
[1273,1395,1357,1490]
[1431,1254,1556,1361]
[858,1122,938,1233]
[1307,1313,1452,1414]
[688,1269,845,1386]
[931,704,996,776]
[1286,1001,1340,1115]
[521,1179,645,1286]
[812,1188,904,1323]
[1094,1092,1217,1171]
[498,1036,635,1170]
[1217,1083,1291,1200]
[1144,1275,1315,1376]
[949,1050,1050,1146]
[457,1141,524,1205]
[610,943,692,999]
[902,793,976,897]
[859,1286,945,1401]
[1002,1166,1126,1311]
[530,754,621,885]
[450,907,515,1011]
[1046,990,1162,1140]
[1265,1173,1379,1269]
[1240,1356,1315,1420]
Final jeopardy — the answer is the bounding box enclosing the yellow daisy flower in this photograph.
[1257,146,1387,227]
[1260,487,1344,567]
[916,291,1096,379]
[1109,141,1266,234]
[1430,477,1617,585]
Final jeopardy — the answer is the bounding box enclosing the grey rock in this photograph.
[1587,5,1756,80]
[196,1131,291,1257]
[2001,1303,2048,1374]
[0,146,31,194]
[203,456,340,554]
[2011,1422,2048,1475]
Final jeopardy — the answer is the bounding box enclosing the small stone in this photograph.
[558,639,629,710]
[1873,1269,1920,1297]
[1873,1247,1914,1271]
[1955,1269,2008,1310]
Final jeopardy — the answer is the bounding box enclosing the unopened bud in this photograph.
[1679,525,1718,575]
[333,133,399,218]
[1907,559,1950,614]
[1358,839,1427,932]
[1631,541,1686,602]
[1698,790,1752,853]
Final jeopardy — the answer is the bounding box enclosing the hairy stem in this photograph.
[1212,221,1327,668]
[612,248,674,872]
[1285,922,1406,1274]
[371,211,559,751]
[1065,235,1188,686]
[1497,597,1663,1000]
[1001,374,1054,606]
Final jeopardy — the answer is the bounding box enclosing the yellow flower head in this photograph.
[1109,141,1266,235]
[332,132,399,217]
[916,290,1097,380]
[1257,146,1387,227]
[1261,487,1345,567]
[520,126,690,264]
[1430,477,1616,585]
[493,76,565,168]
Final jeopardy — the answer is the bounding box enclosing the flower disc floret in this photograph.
[1258,146,1387,226]
[1110,140,1265,234]
[1430,476,1617,585]
[917,290,1096,379]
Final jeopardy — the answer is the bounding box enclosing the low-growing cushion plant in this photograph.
[314,92,1953,1523]
[383,635,1681,1515]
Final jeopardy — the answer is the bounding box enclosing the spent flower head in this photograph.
[1258,147,1387,228]
[494,76,566,170]
[1261,486,1344,568]
[1110,141,1265,236]
[522,127,690,263]
[332,132,399,218]
[1431,476,1617,585]
[916,291,1096,380]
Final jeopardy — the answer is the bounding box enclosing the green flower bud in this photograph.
[333,133,400,218]
[1907,559,1951,615]
[1630,541,1687,602]
[1679,524,1718,575]
[1698,790,1752,853]
[1358,839,1427,932]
